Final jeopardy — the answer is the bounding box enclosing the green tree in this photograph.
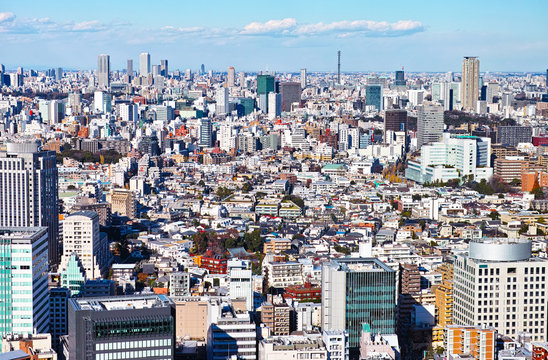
[244,229,263,253]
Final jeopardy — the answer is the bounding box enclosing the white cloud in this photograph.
[296,19,424,36]
[241,18,297,35]
[161,25,203,33]
[72,20,105,32]
[0,12,15,23]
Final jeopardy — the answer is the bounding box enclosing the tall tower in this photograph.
[0,141,59,265]
[227,66,235,87]
[97,54,110,88]
[461,56,479,111]
[139,52,151,76]
[300,68,307,89]
[337,50,341,84]
[417,102,444,147]
[126,59,133,79]
[160,59,168,77]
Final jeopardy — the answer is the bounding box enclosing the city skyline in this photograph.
[1,0,547,72]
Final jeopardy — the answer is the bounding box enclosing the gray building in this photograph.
[496,126,532,146]
[0,141,59,265]
[417,102,444,147]
[97,54,110,88]
[279,82,301,112]
[169,272,190,297]
[50,287,70,348]
[65,295,175,360]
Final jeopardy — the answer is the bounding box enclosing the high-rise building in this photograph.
[215,87,229,115]
[228,259,253,311]
[0,141,59,265]
[120,103,138,122]
[97,54,110,88]
[106,189,136,218]
[301,68,307,89]
[50,287,70,348]
[453,238,548,341]
[496,126,532,146]
[54,67,63,81]
[0,227,49,336]
[384,109,407,133]
[65,295,175,360]
[227,66,235,87]
[93,91,111,114]
[322,258,396,354]
[152,64,160,77]
[126,59,133,78]
[461,56,480,111]
[257,74,275,95]
[365,84,382,111]
[59,211,110,281]
[199,118,213,147]
[160,59,168,77]
[395,70,405,86]
[279,82,301,112]
[268,92,281,120]
[139,52,151,76]
[417,102,444,147]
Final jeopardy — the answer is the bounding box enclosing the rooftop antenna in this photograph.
[337,50,341,84]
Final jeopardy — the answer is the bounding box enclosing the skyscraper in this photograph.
[279,82,301,112]
[384,109,408,133]
[453,238,548,341]
[365,84,383,111]
[199,118,213,147]
[0,227,49,336]
[97,54,110,88]
[160,59,168,77]
[300,68,307,89]
[215,87,229,115]
[227,66,235,87]
[126,59,133,79]
[322,258,396,355]
[461,56,480,111]
[257,74,275,95]
[417,102,444,147]
[268,92,281,120]
[0,141,59,265]
[139,52,151,76]
[395,70,405,86]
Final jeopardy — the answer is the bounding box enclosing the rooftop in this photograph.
[70,294,173,312]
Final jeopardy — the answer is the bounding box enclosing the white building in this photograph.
[0,227,49,335]
[259,335,327,360]
[453,239,548,341]
[93,91,111,114]
[215,87,229,115]
[59,211,110,280]
[417,102,444,147]
[323,330,349,360]
[268,93,281,120]
[228,259,253,311]
[120,103,138,122]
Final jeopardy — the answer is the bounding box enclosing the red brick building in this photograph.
[200,256,227,274]
[283,282,321,302]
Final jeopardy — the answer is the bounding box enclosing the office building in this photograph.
[206,301,257,360]
[199,118,213,147]
[496,126,532,146]
[97,54,110,88]
[257,74,275,95]
[445,325,496,360]
[408,89,424,107]
[461,56,480,111]
[160,59,168,77]
[453,238,548,341]
[152,65,160,77]
[365,84,382,111]
[301,68,307,89]
[279,82,301,112]
[106,189,136,218]
[94,91,111,114]
[384,109,407,134]
[0,227,49,336]
[59,211,110,281]
[0,141,59,265]
[406,133,492,184]
[395,70,405,86]
[417,102,444,147]
[268,92,281,120]
[54,67,63,81]
[139,52,151,76]
[227,66,235,87]
[322,258,396,353]
[65,295,175,360]
[127,59,133,79]
[215,87,229,115]
[120,103,138,122]
[228,259,253,311]
[50,287,70,348]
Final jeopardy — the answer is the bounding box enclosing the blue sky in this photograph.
[1,0,547,72]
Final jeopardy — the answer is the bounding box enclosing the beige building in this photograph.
[259,336,327,360]
[461,56,480,111]
[106,188,136,218]
[263,238,292,254]
[173,297,209,340]
[2,333,57,360]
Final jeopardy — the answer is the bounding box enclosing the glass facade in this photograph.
[94,318,173,339]
[345,270,396,348]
